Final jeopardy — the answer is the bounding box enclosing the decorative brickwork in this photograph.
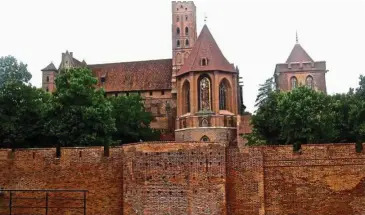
[1,143,365,214]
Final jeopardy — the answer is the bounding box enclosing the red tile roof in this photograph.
[286,43,313,63]
[178,24,235,76]
[88,59,172,92]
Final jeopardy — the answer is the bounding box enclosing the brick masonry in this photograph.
[0,143,365,214]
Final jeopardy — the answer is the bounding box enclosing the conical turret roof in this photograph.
[41,62,58,72]
[286,43,313,63]
[178,24,235,76]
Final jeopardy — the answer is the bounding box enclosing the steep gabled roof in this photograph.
[89,59,172,92]
[41,62,58,72]
[286,43,313,63]
[178,24,235,76]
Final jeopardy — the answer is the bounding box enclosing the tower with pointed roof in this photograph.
[41,51,86,93]
[175,24,239,143]
[171,1,198,94]
[41,62,58,92]
[274,34,328,93]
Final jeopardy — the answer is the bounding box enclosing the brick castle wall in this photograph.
[0,143,365,214]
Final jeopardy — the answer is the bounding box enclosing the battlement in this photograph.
[276,61,326,72]
[1,142,364,214]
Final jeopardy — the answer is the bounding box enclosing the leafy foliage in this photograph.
[250,84,365,146]
[46,67,116,147]
[109,95,160,144]
[255,77,275,107]
[0,56,31,87]
[0,82,50,148]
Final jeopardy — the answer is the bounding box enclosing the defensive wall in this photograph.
[0,142,365,215]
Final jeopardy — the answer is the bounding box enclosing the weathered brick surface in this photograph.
[122,142,227,215]
[1,143,365,214]
[0,147,123,215]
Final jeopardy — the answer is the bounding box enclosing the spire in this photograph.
[296,31,299,44]
[286,43,313,63]
[178,25,235,76]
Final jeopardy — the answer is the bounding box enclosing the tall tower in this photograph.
[41,62,58,93]
[171,1,197,94]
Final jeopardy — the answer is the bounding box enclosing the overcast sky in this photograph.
[1,0,364,112]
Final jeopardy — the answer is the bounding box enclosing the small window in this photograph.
[290,76,298,90]
[176,16,180,22]
[185,15,188,21]
[306,75,314,89]
[100,77,106,83]
[185,39,189,47]
[115,92,118,97]
[46,76,49,82]
[161,90,165,95]
[201,58,208,66]
[201,136,210,142]
[176,27,180,36]
[177,40,180,48]
[185,27,189,36]
[46,87,49,92]
[180,5,183,8]
[149,91,153,96]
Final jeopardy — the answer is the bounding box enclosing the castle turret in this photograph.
[274,33,328,93]
[41,62,58,93]
[175,24,239,144]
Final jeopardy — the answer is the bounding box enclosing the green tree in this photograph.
[109,95,160,144]
[47,67,116,147]
[0,82,50,148]
[255,77,275,107]
[251,87,336,145]
[0,56,31,87]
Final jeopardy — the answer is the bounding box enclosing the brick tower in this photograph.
[41,62,58,93]
[175,24,239,143]
[171,1,197,95]
[274,33,328,93]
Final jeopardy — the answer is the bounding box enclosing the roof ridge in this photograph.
[88,58,172,67]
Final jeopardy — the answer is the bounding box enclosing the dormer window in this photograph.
[201,58,208,66]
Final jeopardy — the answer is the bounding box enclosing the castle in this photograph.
[40,1,328,144]
[2,3,365,215]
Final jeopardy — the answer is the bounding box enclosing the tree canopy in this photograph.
[109,95,160,144]
[46,67,116,147]
[0,56,31,87]
[248,75,365,147]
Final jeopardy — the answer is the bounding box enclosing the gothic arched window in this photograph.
[176,15,180,22]
[198,75,212,111]
[176,27,180,36]
[219,81,227,110]
[185,27,189,36]
[306,75,314,89]
[176,53,181,64]
[46,76,49,82]
[177,40,180,48]
[182,80,190,113]
[290,76,298,90]
[185,39,189,47]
